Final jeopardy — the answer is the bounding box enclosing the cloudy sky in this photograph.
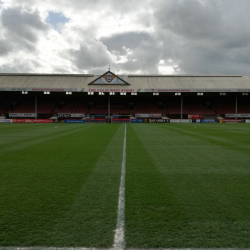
[0,0,249,74]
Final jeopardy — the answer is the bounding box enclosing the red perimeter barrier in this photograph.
[222,119,242,123]
[14,119,53,123]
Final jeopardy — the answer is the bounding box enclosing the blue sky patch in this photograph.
[46,11,70,30]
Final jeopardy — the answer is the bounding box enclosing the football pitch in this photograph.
[0,123,250,249]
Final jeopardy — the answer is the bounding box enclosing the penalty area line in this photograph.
[113,123,127,250]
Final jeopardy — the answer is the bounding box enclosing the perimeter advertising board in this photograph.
[64,120,86,123]
[135,114,162,118]
[14,119,53,123]
[9,113,36,117]
[170,119,192,123]
[200,119,218,123]
[0,119,12,123]
[150,119,169,123]
[58,114,85,118]
[188,114,204,119]
[225,114,250,118]
[131,119,144,123]
[221,119,242,123]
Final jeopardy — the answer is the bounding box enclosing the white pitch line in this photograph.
[113,124,127,250]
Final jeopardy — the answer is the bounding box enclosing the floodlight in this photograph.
[153,93,159,96]
[131,92,137,95]
[110,92,115,95]
[197,93,203,96]
[22,91,28,94]
[220,93,226,96]
[44,91,50,94]
[242,93,249,96]
[175,93,181,96]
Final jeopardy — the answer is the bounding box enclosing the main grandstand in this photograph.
[0,71,250,123]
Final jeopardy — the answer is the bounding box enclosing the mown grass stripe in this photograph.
[125,124,250,248]
[0,124,99,157]
[0,124,124,247]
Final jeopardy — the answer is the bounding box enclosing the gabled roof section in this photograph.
[88,71,130,85]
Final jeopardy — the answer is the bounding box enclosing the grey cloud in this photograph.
[154,0,222,40]
[1,7,49,43]
[0,40,12,55]
[1,0,250,75]
[0,63,34,73]
[68,40,111,70]
[0,6,51,62]
[101,32,162,73]
[153,0,250,74]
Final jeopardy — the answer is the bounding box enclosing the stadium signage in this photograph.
[200,119,218,123]
[221,119,242,123]
[58,113,85,118]
[135,114,162,118]
[9,113,36,117]
[0,119,12,123]
[170,119,192,123]
[87,88,135,92]
[131,119,144,123]
[150,119,169,123]
[31,88,66,91]
[1,87,250,93]
[13,119,53,123]
[89,71,130,85]
[64,120,86,123]
[188,114,204,119]
[225,114,250,118]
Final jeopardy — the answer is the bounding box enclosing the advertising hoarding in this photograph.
[135,114,162,118]
[188,114,204,119]
[222,119,242,123]
[9,113,36,117]
[64,120,86,123]
[14,119,53,123]
[0,119,12,123]
[131,119,144,123]
[200,119,218,123]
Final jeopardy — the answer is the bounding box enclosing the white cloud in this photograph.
[0,0,250,74]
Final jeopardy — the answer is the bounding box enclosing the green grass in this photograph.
[0,123,124,247]
[126,123,250,248]
[1,123,250,248]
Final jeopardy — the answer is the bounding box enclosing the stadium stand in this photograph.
[0,73,249,122]
[53,101,88,114]
[166,102,189,114]
[11,101,35,113]
[37,101,56,114]
[215,103,235,114]
[0,103,10,114]
[185,102,216,115]
[133,103,164,114]
[238,103,250,113]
